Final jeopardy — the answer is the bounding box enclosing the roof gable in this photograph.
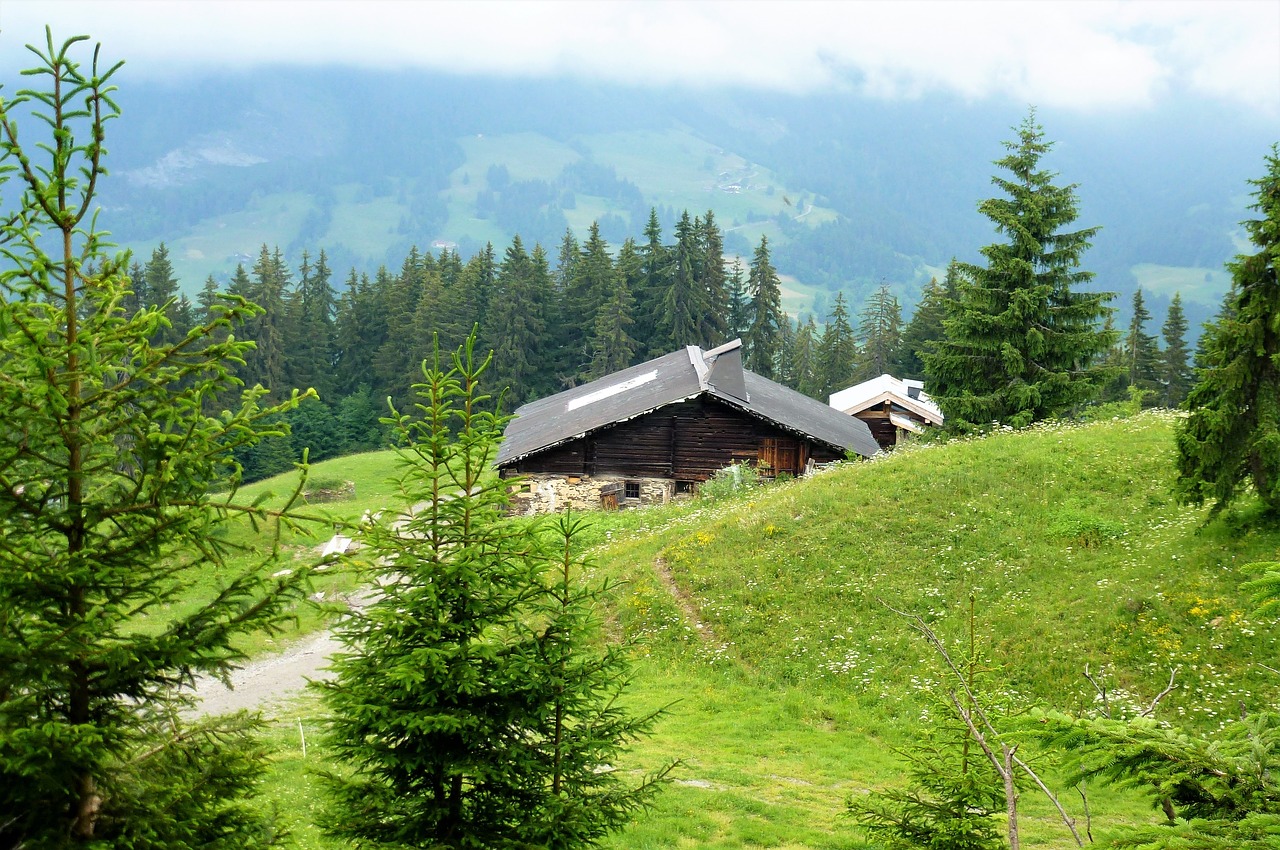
[828,374,944,425]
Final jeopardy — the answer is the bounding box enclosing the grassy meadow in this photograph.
[223,411,1280,848]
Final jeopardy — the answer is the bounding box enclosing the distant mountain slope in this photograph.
[91,68,1277,324]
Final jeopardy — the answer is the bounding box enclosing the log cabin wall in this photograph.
[504,397,843,481]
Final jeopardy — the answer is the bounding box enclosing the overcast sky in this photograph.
[2,1,1277,115]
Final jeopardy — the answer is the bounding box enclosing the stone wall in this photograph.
[506,473,677,515]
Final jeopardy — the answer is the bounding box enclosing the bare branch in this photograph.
[880,598,1001,739]
[1003,744,1020,850]
[945,690,1009,781]
[1011,752,1085,846]
[1139,668,1178,718]
[1075,782,1093,844]
[1083,663,1110,719]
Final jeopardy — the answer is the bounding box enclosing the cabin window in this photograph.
[675,480,695,495]
[625,481,641,500]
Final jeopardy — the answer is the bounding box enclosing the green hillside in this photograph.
[606,411,1280,720]
[128,126,844,307]
[250,411,1280,848]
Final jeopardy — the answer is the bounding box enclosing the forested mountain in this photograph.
[88,69,1277,333]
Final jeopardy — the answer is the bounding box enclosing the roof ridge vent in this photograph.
[687,345,710,389]
[704,338,743,362]
[705,341,749,402]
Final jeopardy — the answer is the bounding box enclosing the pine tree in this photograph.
[567,223,616,378]
[902,263,960,382]
[1176,147,1280,516]
[818,292,858,400]
[791,314,822,398]
[246,245,291,399]
[587,238,638,380]
[699,210,729,346]
[487,235,548,407]
[0,31,317,845]
[1124,287,1160,401]
[925,111,1114,430]
[726,258,751,341]
[141,243,183,345]
[744,235,785,378]
[1160,292,1193,408]
[334,270,378,398]
[634,209,668,357]
[318,338,670,849]
[654,212,709,352]
[854,284,904,381]
[196,274,223,326]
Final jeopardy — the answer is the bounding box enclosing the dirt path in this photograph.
[189,630,342,716]
[190,552,722,716]
[652,556,717,645]
[189,589,375,717]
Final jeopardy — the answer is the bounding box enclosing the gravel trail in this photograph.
[189,588,375,716]
[189,630,343,716]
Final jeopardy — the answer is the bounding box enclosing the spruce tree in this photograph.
[334,270,378,397]
[726,257,751,341]
[1124,287,1160,401]
[1159,292,1193,408]
[699,210,729,346]
[196,274,223,326]
[854,284,905,381]
[143,243,182,345]
[818,292,858,399]
[776,314,798,387]
[568,223,616,377]
[318,338,670,849]
[634,209,668,356]
[654,212,709,352]
[436,249,488,357]
[487,235,548,407]
[925,111,1114,430]
[247,245,291,399]
[1176,147,1280,516]
[744,235,785,378]
[1195,279,1241,372]
[791,315,822,398]
[374,246,433,412]
[901,267,958,382]
[0,31,317,845]
[587,242,638,380]
[300,249,339,400]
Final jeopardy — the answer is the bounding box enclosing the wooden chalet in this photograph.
[497,340,879,512]
[828,374,944,450]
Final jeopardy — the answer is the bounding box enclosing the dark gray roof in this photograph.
[497,340,879,466]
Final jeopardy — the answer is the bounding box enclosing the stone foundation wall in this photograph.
[506,474,677,515]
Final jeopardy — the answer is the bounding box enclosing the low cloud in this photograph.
[2,0,1276,114]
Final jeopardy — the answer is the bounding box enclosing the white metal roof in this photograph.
[828,374,944,425]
